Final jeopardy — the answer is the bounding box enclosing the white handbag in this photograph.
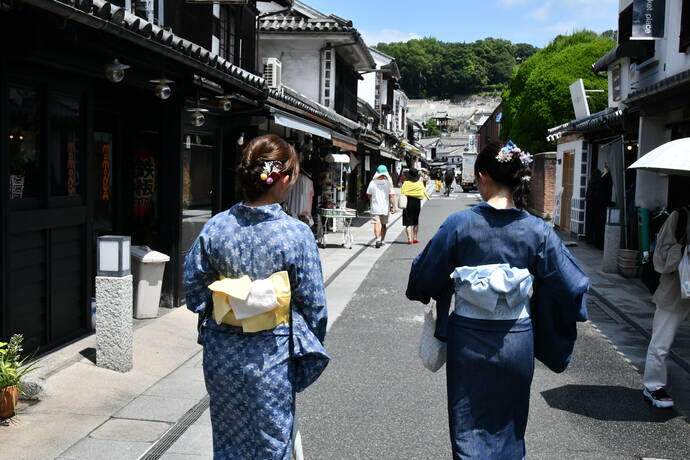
[419,302,447,372]
[679,245,690,300]
[397,193,408,210]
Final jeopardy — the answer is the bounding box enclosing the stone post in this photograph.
[96,275,133,372]
[602,224,621,273]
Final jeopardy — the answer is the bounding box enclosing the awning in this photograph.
[592,41,655,72]
[325,153,350,163]
[379,148,398,160]
[272,110,332,140]
[332,132,358,152]
[360,140,381,151]
[399,140,424,157]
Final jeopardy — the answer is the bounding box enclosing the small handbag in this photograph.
[397,193,408,210]
[419,302,447,372]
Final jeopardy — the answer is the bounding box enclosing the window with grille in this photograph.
[374,73,382,111]
[219,7,236,63]
[612,64,622,101]
[321,47,335,108]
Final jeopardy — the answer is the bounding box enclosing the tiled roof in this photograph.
[28,0,266,92]
[268,86,360,132]
[260,13,353,33]
[546,107,624,141]
[625,69,690,103]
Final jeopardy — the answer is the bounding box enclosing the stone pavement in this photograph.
[0,191,425,460]
[564,239,690,419]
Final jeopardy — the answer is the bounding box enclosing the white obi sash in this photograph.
[451,264,534,320]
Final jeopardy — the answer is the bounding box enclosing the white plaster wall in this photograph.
[655,0,690,78]
[359,72,376,107]
[259,39,323,102]
[636,116,671,209]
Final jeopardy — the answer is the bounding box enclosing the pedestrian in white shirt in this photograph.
[367,165,397,248]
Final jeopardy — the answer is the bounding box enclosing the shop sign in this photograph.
[133,149,156,217]
[101,143,111,201]
[67,142,78,196]
[632,0,665,40]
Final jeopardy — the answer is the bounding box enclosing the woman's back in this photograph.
[450,202,546,272]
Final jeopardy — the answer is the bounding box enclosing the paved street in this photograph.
[297,190,690,460]
[5,190,690,460]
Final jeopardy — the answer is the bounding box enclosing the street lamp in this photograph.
[97,235,131,277]
[105,59,130,83]
[216,94,234,111]
[187,107,209,127]
[150,78,174,100]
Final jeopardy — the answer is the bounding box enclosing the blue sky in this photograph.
[302,0,619,47]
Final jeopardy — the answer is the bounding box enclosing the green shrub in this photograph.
[501,31,614,153]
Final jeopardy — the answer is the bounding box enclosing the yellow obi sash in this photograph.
[207,271,291,333]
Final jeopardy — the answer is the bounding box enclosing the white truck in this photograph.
[460,152,477,192]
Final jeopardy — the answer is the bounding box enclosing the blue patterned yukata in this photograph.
[407,202,589,460]
[184,203,329,460]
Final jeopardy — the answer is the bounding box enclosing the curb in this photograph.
[588,286,690,376]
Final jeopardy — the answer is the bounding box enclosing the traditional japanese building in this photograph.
[0,0,283,352]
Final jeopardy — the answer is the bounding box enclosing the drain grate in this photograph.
[138,395,210,460]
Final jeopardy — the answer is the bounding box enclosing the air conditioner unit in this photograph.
[262,57,282,90]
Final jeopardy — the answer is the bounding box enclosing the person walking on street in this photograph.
[435,169,443,193]
[642,205,690,409]
[367,165,397,248]
[184,135,329,459]
[406,141,589,460]
[444,168,455,196]
[400,168,430,245]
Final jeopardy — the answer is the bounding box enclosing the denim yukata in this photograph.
[407,202,589,460]
[184,203,329,460]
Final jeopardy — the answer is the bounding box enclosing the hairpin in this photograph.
[521,175,531,182]
[496,141,533,166]
[260,160,283,185]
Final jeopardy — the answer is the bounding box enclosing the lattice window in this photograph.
[321,47,335,109]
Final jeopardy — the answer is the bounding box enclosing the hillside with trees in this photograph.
[500,31,615,153]
[375,38,538,99]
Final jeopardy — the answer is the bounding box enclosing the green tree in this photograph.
[375,38,540,99]
[600,29,618,42]
[500,31,614,153]
[425,118,441,136]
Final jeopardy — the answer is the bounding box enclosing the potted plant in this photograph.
[0,334,38,420]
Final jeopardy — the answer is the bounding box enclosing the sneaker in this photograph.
[375,240,382,248]
[643,388,674,408]
[408,240,413,245]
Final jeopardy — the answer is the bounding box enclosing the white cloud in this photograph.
[361,29,422,46]
[498,0,531,6]
[528,2,552,21]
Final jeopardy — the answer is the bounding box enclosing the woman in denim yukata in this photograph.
[184,135,329,460]
[407,141,590,460]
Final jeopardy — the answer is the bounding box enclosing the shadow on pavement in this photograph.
[541,385,679,423]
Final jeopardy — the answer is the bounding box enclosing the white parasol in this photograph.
[628,137,690,176]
